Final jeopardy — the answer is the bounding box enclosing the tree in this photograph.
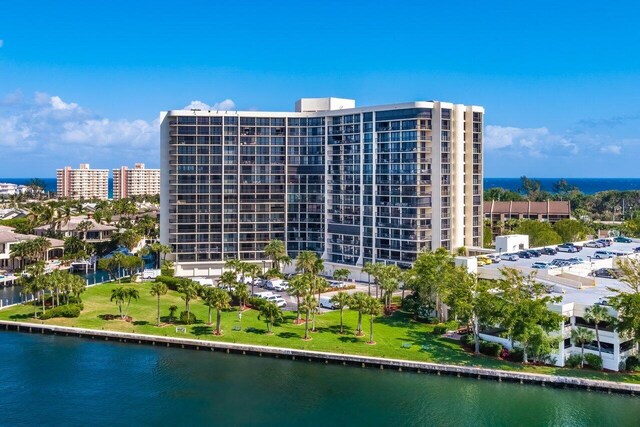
[300,294,317,340]
[168,305,178,323]
[404,248,453,320]
[111,287,126,319]
[571,327,596,368]
[258,301,283,334]
[443,268,496,354]
[123,288,139,320]
[584,304,611,361]
[513,220,563,247]
[233,282,250,311]
[70,274,86,303]
[333,268,351,282]
[149,242,171,269]
[608,258,640,347]
[330,292,351,334]
[218,270,237,291]
[378,265,401,311]
[203,288,230,334]
[264,239,288,272]
[18,268,40,318]
[362,262,383,298]
[177,279,199,324]
[350,292,368,336]
[494,268,562,363]
[98,253,126,283]
[519,176,542,200]
[150,282,168,325]
[552,219,589,243]
[288,273,311,324]
[364,296,382,344]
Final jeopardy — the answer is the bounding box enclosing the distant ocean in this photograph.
[0,178,114,199]
[1,177,639,198]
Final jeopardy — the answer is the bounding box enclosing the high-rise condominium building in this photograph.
[161,98,483,277]
[113,163,161,200]
[56,164,109,200]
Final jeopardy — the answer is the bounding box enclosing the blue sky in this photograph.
[1,0,639,177]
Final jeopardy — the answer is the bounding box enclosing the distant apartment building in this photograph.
[56,164,109,200]
[484,200,571,241]
[113,163,160,200]
[0,183,29,196]
[161,97,484,277]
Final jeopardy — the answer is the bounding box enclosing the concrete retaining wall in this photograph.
[1,320,638,396]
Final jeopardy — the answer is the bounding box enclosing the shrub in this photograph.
[156,275,182,290]
[247,297,266,310]
[566,354,582,368]
[626,356,640,372]
[584,353,603,370]
[509,348,524,362]
[479,341,503,357]
[40,304,83,320]
[433,324,447,335]
[461,334,475,347]
[179,311,197,324]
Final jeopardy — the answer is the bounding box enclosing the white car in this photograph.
[272,281,289,292]
[500,253,519,261]
[593,251,614,259]
[264,295,287,307]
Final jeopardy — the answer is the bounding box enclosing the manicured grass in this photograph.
[2,281,639,384]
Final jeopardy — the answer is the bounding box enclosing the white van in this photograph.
[319,296,337,309]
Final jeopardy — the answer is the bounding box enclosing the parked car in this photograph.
[476,256,492,266]
[557,244,578,253]
[517,251,532,259]
[593,250,614,259]
[329,280,346,288]
[527,249,541,257]
[596,239,612,247]
[614,236,633,243]
[567,257,585,265]
[593,268,621,279]
[531,262,551,269]
[500,253,519,261]
[634,247,640,253]
[540,247,557,255]
[319,296,337,309]
[486,254,501,263]
[253,291,275,299]
[550,259,571,267]
[584,241,604,248]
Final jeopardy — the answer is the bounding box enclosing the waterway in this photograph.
[0,332,638,426]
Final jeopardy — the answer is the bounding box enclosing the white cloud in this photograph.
[182,98,236,111]
[600,144,621,155]
[0,91,159,170]
[484,125,577,157]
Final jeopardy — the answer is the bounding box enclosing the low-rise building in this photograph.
[0,225,64,275]
[0,183,29,196]
[484,200,571,242]
[34,217,117,242]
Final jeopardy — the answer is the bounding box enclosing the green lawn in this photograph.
[2,281,639,384]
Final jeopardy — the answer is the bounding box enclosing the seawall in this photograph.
[1,320,638,396]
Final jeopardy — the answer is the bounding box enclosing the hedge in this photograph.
[179,311,197,325]
[479,341,503,357]
[40,304,83,320]
[566,354,582,368]
[626,356,639,372]
[433,324,447,335]
[584,353,603,370]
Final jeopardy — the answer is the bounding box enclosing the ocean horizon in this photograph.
[2,177,640,197]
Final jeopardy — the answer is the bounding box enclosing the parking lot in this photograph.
[479,238,640,304]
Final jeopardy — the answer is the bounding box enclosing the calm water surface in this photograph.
[0,332,638,426]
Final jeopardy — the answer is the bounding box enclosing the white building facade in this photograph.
[161,98,484,277]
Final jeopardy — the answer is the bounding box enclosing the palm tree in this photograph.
[380,275,399,311]
[258,301,283,334]
[233,282,250,311]
[123,288,140,320]
[9,241,31,270]
[364,296,382,344]
[584,305,611,361]
[149,242,172,269]
[218,270,237,291]
[288,274,311,324]
[70,274,86,303]
[204,288,230,335]
[299,294,317,340]
[362,262,382,297]
[350,292,368,336]
[111,287,126,319]
[333,268,350,283]
[168,305,178,323]
[245,263,262,295]
[177,279,199,324]
[331,292,351,334]
[295,250,318,275]
[264,239,287,272]
[571,327,596,368]
[150,282,168,325]
[18,273,39,318]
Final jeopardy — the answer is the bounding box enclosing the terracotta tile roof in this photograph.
[484,200,571,216]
